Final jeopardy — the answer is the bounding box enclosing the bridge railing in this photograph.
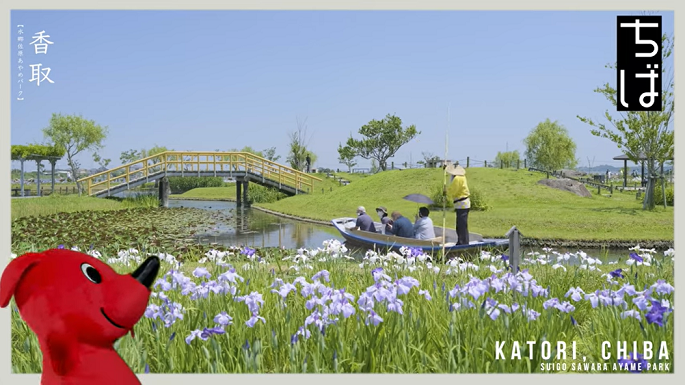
[78,151,322,196]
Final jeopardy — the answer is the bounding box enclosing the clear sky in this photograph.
[10,10,674,172]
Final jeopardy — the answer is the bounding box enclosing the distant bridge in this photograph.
[77,151,321,205]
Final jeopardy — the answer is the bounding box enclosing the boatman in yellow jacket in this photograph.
[444,164,470,245]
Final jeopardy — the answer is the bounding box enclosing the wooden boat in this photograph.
[331,217,509,255]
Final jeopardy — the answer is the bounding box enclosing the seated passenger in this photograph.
[413,207,436,240]
[355,206,377,233]
[376,206,393,234]
[388,211,414,238]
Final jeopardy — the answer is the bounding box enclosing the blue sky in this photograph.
[10,10,674,171]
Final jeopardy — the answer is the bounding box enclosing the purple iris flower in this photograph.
[629,253,644,263]
[570,315,577,326]
[192,267,211,279]
[366,310,383,326]
[585,292,600,308]
[490,277,505,293]
[645,300,669,327]
[525,309,540,321]
[565,287,585,302]
[214,311,233,326]
[617,352,647,373]
[632,294,651,311]
[218,268,244,284]
[621,310,641,320]
[57,244,65,249]
[371,267,391,282]
[500,254,509,262]
[312,270,330,282]
[651,280,674,295]
[145,364,150,373]
[418,289,432,301]
[609,269,625,279]
[185,330,203,344]
[200,326,225,340]
[241,247,256,257]
[543,298,560,310]
[246,313,266,328]
[554,301,575,313]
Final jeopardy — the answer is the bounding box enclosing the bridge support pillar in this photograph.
[243,180,249,207]
[236,180,242,206]
[159,177,170,208]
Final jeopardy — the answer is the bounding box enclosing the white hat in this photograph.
[445,164,466,176]
[357,206,366,213]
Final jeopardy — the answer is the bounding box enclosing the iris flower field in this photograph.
[10,240,674,373]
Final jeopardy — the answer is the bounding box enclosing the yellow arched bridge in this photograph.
[78,151,321,203]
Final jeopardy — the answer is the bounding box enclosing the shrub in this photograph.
[168,177,224,193]
[653,184,674,206]
[247,184,287,204]
[429,182,491,212]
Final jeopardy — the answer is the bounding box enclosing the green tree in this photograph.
[577,34,674,210]
[523,119,578,171]
[286,117,316,171]
[42,113,108,194]
[337,143,357,172]
[494,150,521,168]
[340,114,420,171]
[92,153,111,169]
[262,147,281,162]
[120,149,141,165]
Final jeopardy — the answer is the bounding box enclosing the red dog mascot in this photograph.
[1,249,160,385]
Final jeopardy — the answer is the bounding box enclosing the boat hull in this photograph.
[331,217,509,255]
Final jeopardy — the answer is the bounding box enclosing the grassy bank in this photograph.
[171,172,368,202]
[11,194,159,220]
[177,168,672,242]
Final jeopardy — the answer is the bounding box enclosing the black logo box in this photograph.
[616,15,662,112]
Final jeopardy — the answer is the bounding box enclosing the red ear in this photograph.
[0,252,44,308]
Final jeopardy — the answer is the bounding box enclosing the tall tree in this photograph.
[286,117,315,171]
[577,34,674,210]
[42,113,108,194]
[339,114,420,171]
[523,119,578,171]
[337,143,358,172]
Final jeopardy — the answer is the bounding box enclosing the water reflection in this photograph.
[167,199,340,250]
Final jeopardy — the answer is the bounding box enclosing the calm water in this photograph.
[164,199,637,262]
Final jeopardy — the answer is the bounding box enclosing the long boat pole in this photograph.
[441,105,449,260]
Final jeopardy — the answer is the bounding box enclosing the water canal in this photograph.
[166,199,635,262]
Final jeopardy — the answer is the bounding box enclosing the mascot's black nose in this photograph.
[131,256,160,289]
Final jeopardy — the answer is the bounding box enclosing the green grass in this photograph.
[9,245,674,373]
[11,194,160,220]
[174,172,368,201]
[253,168,673,242]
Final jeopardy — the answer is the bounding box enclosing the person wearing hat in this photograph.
[376,206,393,234]
[355,206,377,233]
[444,164,471,245]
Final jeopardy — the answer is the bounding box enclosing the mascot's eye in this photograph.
[80,263,102,284]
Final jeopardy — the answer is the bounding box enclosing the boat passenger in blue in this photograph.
[388,211,414,238]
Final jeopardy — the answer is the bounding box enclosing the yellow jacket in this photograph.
[446,175,470,202]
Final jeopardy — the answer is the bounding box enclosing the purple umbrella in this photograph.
[403,194,434,205]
